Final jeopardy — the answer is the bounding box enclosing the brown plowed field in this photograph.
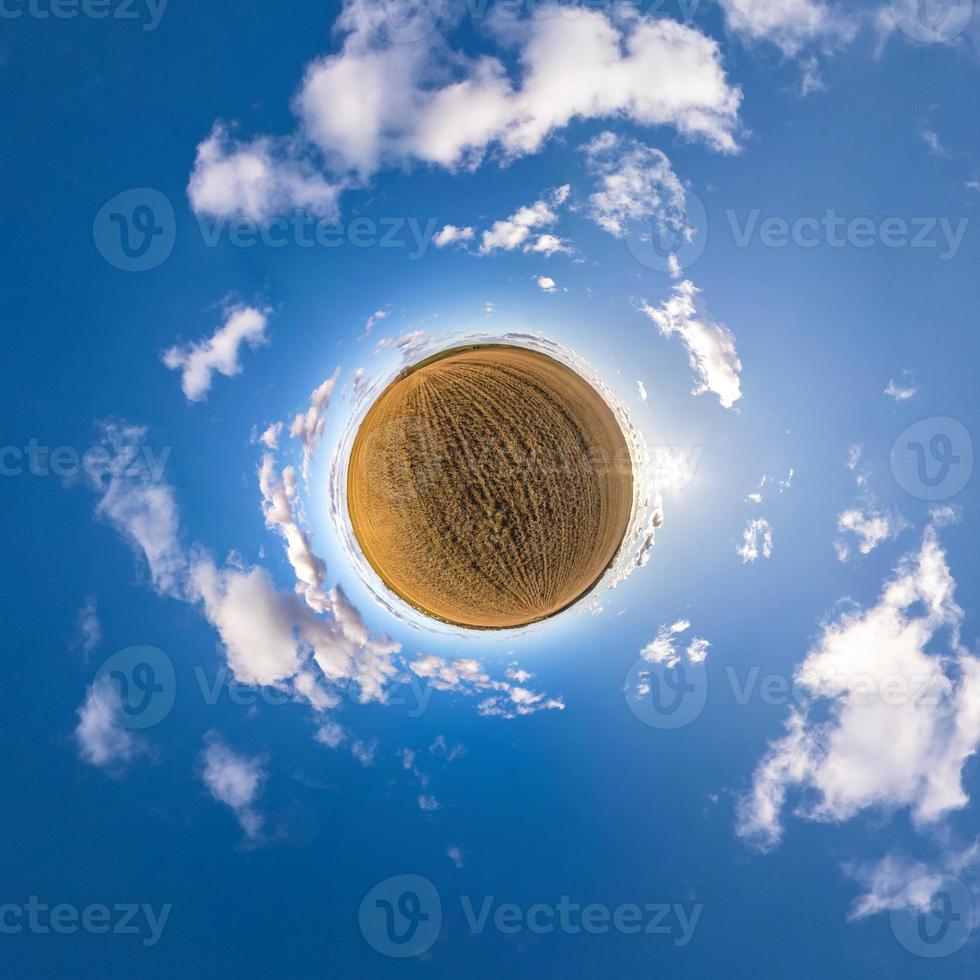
[347,345,634,629]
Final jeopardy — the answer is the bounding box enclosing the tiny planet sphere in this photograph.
[347,344,634,629]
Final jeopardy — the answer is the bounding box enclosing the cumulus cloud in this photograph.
[289,367,341,480]
[75,678,142,770]
[258,454,329,613]
[187,124,343,222]
[85,419,394,712]
[638,280,743,410]
[536,275,558,293]
[433,224,475,248]
[717,0,858,55]
[90,423,185,599]
[581,132,689,241]
[409,655,565,719]
[200,733,267,842]
[641,619,710,667]
[189,1,742,219]
[737,517,980,852]
[477,185,570,255]
[738,518,774,563]
[163,305,270,403]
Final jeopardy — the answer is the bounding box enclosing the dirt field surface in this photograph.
[347,345,634,629]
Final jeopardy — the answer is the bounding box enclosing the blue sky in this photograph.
[4,0,980,975]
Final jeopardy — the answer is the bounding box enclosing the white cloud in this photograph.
[641,619,710,667]
[582,132,689,241]
[258,422,284,450]
[163,305,270,403]
[637,380,648,402]
[417,793,442,811]
[362,307,389,336]
[258,454,329,613]
[190,2,741,220]
[525,233,572,256]
[717,0,858,55]
[75,678,141,769]
[921,128,947,158]
[409,655,564,719]
[74,596,101,657]
[86,420,399,712]
[314,720,347,749]
[433,224,475,247]
[846,844,980,920]
[536,275,557,293]
[447,845,464,868]
[639,280,743,410]
[798,54,825,95]
[90,423,185,599]
[885,373,918,401]
[835,505,906,560]
[834,453,907,561]
[290,368,342,480]
[429,734,467,762]
[351,738,378,766]
[200,733,267,842]
[478,186,570,255]
[737,518,980,851]
[188,124,342,222]
[738,518,774,563]
[190,558,306,689]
